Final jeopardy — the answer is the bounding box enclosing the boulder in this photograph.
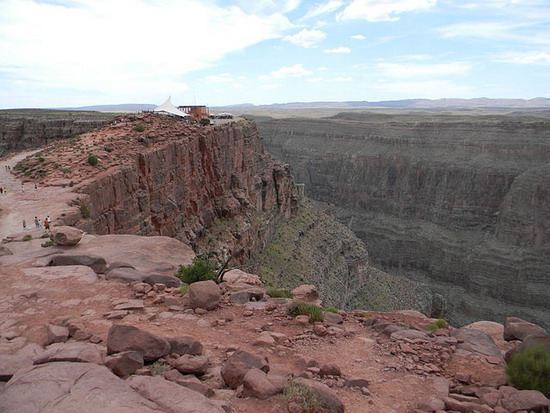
[291,285,319,302]
[344,377,369,388]
[173,355,209,375]
[242,368,284,399]
[443,397,493,413]
[230,288,265,304]
[319,364,342,377]
[505,334,550,361]
[294,377,345,413]
[323,312,343,325]
[500,389,550,412]
[223,269,261,286]
[0,362,165,413]
[44,324,69,345]
[49,226,83,246]
[143,274,182,288]
[503,317,547,342]
[104,351,144,376]
[0,355,33,381]
[390,329,430,341]
[188,280,221,311]
[50,254,107,274]
[221,350,269,389]
[169,336,203,356]
[107,324,170,362]
[451,328,502,359]
[126,375,227,413]
[33,342,104,364]
[105,267,149,282]
[417,396,445,412]
[163,369,214,397]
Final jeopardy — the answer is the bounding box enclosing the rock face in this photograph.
[0,109,111,156]
[256,112,550,327]
[69,116,298,264]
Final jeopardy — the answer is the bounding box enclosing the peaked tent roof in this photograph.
[153,97,189,118]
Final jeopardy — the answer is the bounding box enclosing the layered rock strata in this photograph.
[255,112,550,328]
[0,109,112,156]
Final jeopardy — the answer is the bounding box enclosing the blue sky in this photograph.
[0,0,549,108]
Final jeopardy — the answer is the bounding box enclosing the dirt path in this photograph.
[0,151,78,240]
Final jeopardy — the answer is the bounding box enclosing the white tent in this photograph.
[153,97,189,118]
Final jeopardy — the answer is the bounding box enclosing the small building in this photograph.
[154,97,190,119]
[177,105,209,121]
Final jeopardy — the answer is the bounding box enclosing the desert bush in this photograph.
[200,118,211,126]
[424,323,438,333]
[80,204,91,219]
[41,241,54,248]
[507,344,550,397]
[266,288,292,298]
[283,380,341,413]
[41,233,50,238]
[22,235,32,242]
[87,155,98,166]
[355,311,370,318]
[325,307,339,314]
[286,301,324,322]
[38,156,45,162]
[435,318,447,328]
[175,257,216,284]
[134,123,145,132]
[179,285,189,295]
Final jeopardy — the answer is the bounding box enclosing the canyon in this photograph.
[254,110,550,328]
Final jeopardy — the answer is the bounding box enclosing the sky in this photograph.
[0,0,549,108]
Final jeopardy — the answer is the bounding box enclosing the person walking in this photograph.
[22,219,26,229]
[34,216,40,228]
[43,218,50,231]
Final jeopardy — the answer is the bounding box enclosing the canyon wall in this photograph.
[0,109,112,157]
[255,111,550,328]
[73,119,299,264]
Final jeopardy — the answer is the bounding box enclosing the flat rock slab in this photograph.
[106,267,149,282]
[0,355,33,381]
[33,342,105,365]
[114,300,146,311]
[22,265,99,283]
[451,328,502,359]
[0,362,165,413]
[126,375,227,413]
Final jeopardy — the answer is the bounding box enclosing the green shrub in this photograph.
[41,241,54,248]
[175,257,216,284]
[355,311,370,318]
[41,233,50,238]
[266,288,292,298]
[38,156,45,162]
[179,285,189,295]
[87,155,99,166]
[22,235,32,242]
[435,318,448,329]
[283,380,341,413]
[200,118,211,126]
[134,123,145,132]
[507,344,550,397]
[325,307,339,314]
[424,323,438,332]
[80,204,91,219]
[286,301,324,322]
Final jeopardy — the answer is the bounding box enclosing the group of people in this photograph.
[22,215,52,231]
[4,165,11,171]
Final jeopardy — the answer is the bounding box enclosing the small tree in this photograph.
[200,118,211,126]
[87,155,99,166]
[175,257,217,284]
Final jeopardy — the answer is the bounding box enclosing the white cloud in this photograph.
[337,0,437,22]
[376,62,472,77]
[301,0,344,20]
[283,28,326,47]
[334,76,353,81]
[438,22,550,44]
[307,77,325,82]
[324,47,351,53]
[318,66,329,71]
[351,34,366,40]
[259,83,282,89]
[493,51,550,65]
[260,64,312,79]
[0,0,293,107]
[234,0,302,15]
[203,73,234,83]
